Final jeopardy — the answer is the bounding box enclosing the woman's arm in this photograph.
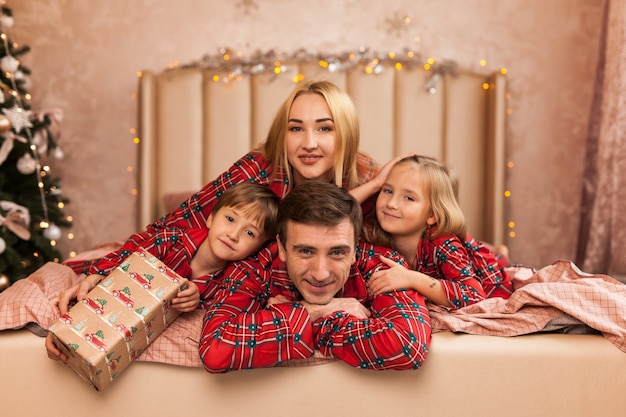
[350,153,413,204]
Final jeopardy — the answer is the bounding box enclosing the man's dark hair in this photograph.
[277,182,363,247]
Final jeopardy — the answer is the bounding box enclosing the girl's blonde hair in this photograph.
[262,80,365,190]
[367,155,467,246]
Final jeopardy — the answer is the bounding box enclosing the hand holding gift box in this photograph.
[49,248,187,391]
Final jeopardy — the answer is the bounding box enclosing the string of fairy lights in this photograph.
[131,47,515,242]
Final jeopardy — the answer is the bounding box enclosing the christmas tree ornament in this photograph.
[0,237,5,254]
[0,14,14,28]
[0,55,18,73]
[0,113,10,132]
[2,105,32,132]
[16,152,37,174]
[53,147,64,159]
[0,274,9,291]
[0,201,31,240]
[43,224,62,240]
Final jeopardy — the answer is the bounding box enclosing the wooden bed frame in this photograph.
[2,54,625,417]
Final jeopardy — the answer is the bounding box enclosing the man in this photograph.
[199,182,431,372]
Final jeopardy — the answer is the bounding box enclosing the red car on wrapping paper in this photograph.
[82,297,105,315]
[112,289,134,308]
[129,271,152,289]
[60,313,73,325]
[115,323,133,341]
[158,266,181,283]
[85,332,107,352]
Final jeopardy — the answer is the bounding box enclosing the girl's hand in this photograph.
[171,280,199,312]
[368,255,415,296]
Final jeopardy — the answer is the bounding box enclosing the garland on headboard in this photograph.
[168,47,465,94]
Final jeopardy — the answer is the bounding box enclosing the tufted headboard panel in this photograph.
[137,59,507,245]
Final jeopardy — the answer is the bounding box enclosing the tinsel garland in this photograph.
[173,47,460,93]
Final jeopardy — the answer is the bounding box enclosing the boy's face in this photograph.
[206,205,267,262]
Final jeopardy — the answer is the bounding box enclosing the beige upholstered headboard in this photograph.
[137,56,507,245]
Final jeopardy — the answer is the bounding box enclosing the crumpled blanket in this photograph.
[429,260,626,353]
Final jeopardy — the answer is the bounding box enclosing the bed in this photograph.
[1,50,626,417]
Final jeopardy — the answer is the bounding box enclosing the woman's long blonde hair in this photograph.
[262,80,364,190]
[366,155,467,246]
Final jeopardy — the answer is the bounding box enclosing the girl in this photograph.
[367,155,513,309]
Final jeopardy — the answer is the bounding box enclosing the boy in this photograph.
[46,182,279,361]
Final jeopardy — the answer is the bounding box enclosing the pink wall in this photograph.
[10,0,603,268]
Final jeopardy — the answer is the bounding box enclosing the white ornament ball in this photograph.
[0,55,19,73]
[0,237,6,254]
[53,147,64,160]
[0,274,9,291]
[17,153,37,175]
[43,224,62,241]
[1,15,14,28]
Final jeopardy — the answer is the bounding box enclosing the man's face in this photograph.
[277,219,356,305]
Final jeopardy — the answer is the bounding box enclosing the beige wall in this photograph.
[11,0,602,269]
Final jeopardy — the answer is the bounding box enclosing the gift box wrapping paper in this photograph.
[49,248,187,390]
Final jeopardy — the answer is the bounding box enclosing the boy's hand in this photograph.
[45,332,67,362]
[52,274,100,315]
[171,280,199,312]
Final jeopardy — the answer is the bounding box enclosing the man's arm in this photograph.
[198,254,315,373]
[313,288,431,370]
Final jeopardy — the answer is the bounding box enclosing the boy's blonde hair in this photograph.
[367,155,466,246]
[262,80,367,190]
[212,182,279,240]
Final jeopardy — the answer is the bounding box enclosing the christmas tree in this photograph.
[0,4,71,290]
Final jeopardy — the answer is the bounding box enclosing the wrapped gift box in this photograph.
[49,248,187,390]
